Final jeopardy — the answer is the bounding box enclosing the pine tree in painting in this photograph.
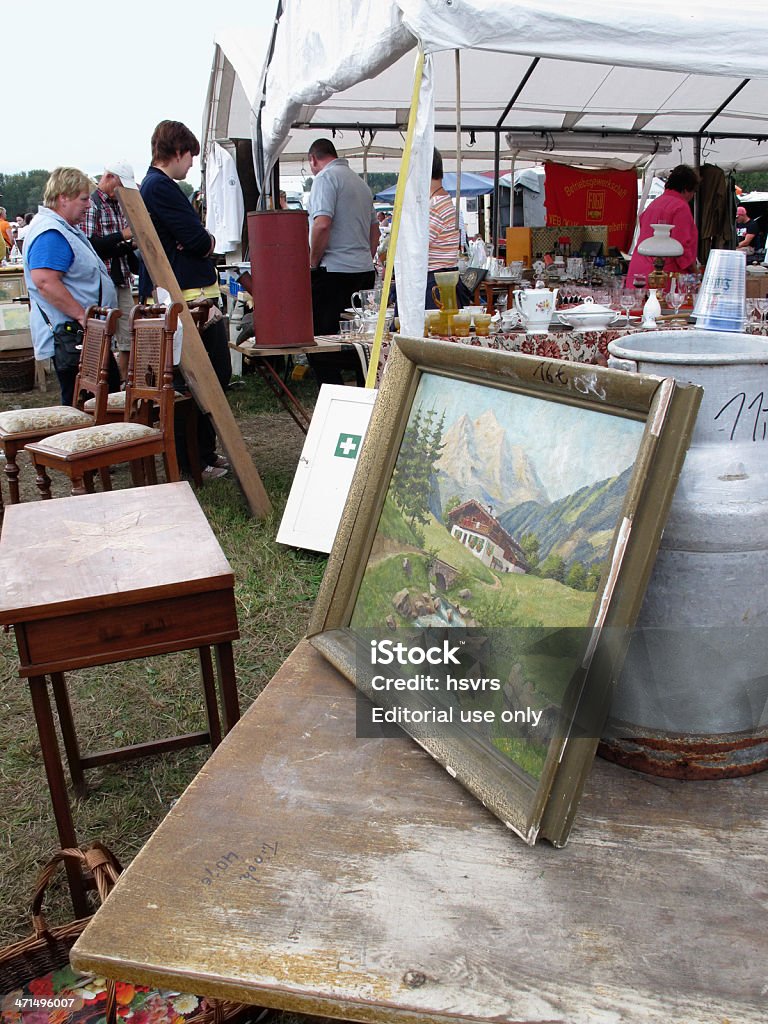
[391,405,445,529]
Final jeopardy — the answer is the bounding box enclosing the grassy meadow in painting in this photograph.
[350,372,645,778]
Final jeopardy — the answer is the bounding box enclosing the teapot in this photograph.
[513,284,558,334]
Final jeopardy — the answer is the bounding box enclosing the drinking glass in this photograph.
[757,297,768,327]
[619,290,635,321]
[474,313,493,337]
[667,289,686,318]
[452,313,471,337]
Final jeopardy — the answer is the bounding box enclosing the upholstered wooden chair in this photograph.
[0,306,120,503]
[82,300,208,487]
[26,304,182,498]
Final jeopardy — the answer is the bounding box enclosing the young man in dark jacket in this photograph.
[140,120,230,480]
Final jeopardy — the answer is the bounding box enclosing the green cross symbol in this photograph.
[334,433,362,459]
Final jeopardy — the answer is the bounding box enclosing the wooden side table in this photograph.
[474,278,518,313]
[0,481,240,915]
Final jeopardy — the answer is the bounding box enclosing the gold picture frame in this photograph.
[308,337,701,846]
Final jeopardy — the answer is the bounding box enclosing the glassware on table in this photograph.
[432,271,460,313]
[351,289,378,316]
[452,312,471,337]
[437,311,456,336]
[693,249,747,332]
[666,289,686,318]
[424,310,442,337]
[757,297,768,326]
[474,312,493,337]
[619,290,636,321]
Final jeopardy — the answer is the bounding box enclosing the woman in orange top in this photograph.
[0,207,14,251]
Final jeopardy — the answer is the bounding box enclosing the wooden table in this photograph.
[0,482,240,915]
[72,640,767,1024]
[473,277,520,313]
[231,337,373,431]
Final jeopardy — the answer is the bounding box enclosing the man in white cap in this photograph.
[79,160,138,381]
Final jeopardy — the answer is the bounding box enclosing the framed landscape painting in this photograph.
[308,337,701,846]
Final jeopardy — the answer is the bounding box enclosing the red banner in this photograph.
[544,162,637,252]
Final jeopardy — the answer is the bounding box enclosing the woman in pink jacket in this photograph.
[627,165,700,284]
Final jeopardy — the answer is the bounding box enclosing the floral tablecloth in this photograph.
[440,321,768,365]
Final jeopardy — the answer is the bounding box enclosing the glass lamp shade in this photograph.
[637,223,684,258]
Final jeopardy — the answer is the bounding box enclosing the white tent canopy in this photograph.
[205,0,768,334]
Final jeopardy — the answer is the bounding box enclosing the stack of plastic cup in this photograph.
[692,249,747,332]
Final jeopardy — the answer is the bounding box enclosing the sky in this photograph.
[2,0,278,190]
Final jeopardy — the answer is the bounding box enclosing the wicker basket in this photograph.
[0,353,35,393]
[0,845,258,1024]
[0,845,122,997]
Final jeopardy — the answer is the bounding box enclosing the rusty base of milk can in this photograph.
[599,726,768,780]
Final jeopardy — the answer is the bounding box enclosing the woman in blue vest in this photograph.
[24,168,116,405]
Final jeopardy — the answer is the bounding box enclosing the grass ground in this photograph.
[0,366,328,948]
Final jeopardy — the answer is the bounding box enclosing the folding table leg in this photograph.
[27,676,88,917]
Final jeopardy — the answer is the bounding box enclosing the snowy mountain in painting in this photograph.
[435,409,549,517]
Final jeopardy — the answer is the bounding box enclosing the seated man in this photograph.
[736,206,760,260]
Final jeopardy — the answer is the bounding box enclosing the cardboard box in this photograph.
[746,274,768,299]
[505,227,531,266]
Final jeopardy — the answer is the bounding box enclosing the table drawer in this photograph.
[17,589,239,674]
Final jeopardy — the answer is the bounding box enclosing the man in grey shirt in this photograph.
[307,138,379,384]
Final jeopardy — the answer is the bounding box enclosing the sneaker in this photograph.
[210,454,230,469]
[202,464,228,481]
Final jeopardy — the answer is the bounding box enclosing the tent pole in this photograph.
[492,131,501,255]
[361,131,374,184]
[693,135,702,235]
[365,49,425,389]
[271,162,280,211]
[454,50,462,234]
[509,152,516,234]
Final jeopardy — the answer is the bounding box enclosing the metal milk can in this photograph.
[603,329,768,778]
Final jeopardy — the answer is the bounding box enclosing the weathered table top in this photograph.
[0,481,233,622]
[72,640,767,1024]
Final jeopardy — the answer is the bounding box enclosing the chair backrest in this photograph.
[72,306,121,419]
[126,303,183,437]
